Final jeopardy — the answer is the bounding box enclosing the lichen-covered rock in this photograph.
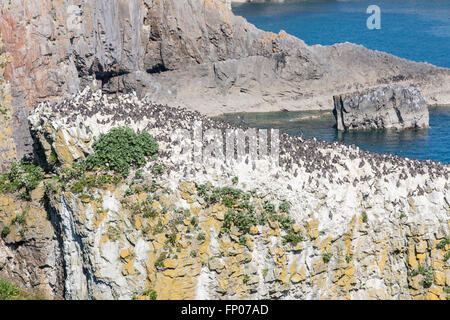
[21,88,450,300]
[333,85,429,131]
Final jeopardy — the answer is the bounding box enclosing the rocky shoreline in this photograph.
[0,88,448,300]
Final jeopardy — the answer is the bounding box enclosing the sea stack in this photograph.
[333,85,429,131]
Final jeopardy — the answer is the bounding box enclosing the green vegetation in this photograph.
[1,226,10,238]
[279,200,290,213]
[263,201,275,214]
[243,274,250,284]
[0,159,44,199]
[152,165,164,175]
[436,237,450,250]
[239,235,247,246]
[141,289,157,300]
[0,279,21,300]
[231,176,238,185]
[412,265,434,288]
[361,212,368,223]
[444,251,450,262]
[11,211,26,225]
[197,232,206,242]
[190,216,199,227]
[282,230,302,246]
[196,184,302,248]
[107,225,120,241]
[345,255,353,263]
[154,253,166,268]
[86,127,158,176]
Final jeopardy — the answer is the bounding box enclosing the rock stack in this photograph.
[333,85,429,131]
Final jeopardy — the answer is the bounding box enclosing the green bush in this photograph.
[222,209,258,235]
[197,233,206,242]
[263,201,275,213]
[12,212,26,225]
[0,159,44,199]
[437,237,450,250]
[282,230,302,246]
[412,265,434,288]
[86,127,158,176]
[0,279,21,300]
[279,200,291,213]
[322,253,333,263]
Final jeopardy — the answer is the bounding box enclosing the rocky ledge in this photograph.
[0,88,448,300]
[333,85,429,131]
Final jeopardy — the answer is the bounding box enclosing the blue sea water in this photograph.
[233,0,450,68]
[226,0,450,163]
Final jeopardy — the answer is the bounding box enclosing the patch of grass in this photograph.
[107,226,120,241]
[141,289,157,300]
[361,212,368,223]
[0,159,44,199]
[263,201,275,214]
[0,279,21,300]
[322,253,333,263]
[86,127,158,176]
[197,233,206,242]
[152,165,164,175]
[152,220,165,235]
[239,235,247,246]
[282,230,303,246]
[154,253,166,268]
[279,200,290,213]
[1,226,10,238]
[190,216,199,227]
[412,265,434,288]
[436,237,450,250]
[12,211,26,225]
[243,274,250,284]
[231,176,238,185]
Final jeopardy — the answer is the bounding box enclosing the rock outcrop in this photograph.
[2,87,447,300]
[1,0,450,165]
[333,85,430,131]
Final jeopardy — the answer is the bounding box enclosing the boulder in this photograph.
[333,85,429,131]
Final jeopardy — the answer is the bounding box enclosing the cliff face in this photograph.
[1,88,446,300]
[333,85,429,131]
[1,0,450,164]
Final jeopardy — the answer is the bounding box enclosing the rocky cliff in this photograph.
[1,0,450,165]
[0,87,448,300]
[333,85,429,131]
